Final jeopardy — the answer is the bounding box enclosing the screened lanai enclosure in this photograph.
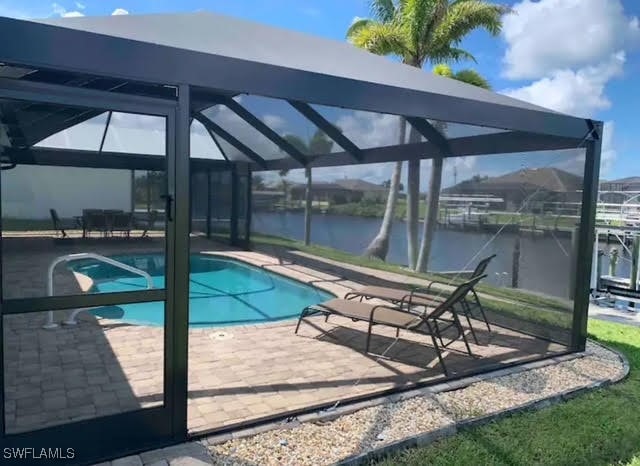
[0,12,601,465]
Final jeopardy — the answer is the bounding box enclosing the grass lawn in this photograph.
[250,233,572,312]
[249,233,573,333]
[488,212,579,230]
[374,319,640,466]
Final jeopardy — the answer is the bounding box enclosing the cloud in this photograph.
[111,8,129,16]
[263,115,286,132]
[537,120,615,178]
[109,112,164,130]
[499,0,637,178]
[203,105,286,161]
[335,111,409,148]
[502,52,625,117]
[75,2,85,10]
[52,2,84,17]
[503,0,640,80]
[270,163,401,187]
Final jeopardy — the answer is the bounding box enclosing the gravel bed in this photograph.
[207,343,625,466]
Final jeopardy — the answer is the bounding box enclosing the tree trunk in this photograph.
[405,126,421,269]
[304,166,312,245]
[416,156,443,272]
[364,160,403,260]
[363,117,407,260]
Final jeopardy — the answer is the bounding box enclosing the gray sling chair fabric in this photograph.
[342,254,496,344]
[295,275,486,376]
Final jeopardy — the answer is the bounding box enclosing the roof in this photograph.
[488,168,582,192]
[334,179,387,192]
[601,176,640,185]
[33,13,547,113]
[446,168,583,194]
[0,12,593,138]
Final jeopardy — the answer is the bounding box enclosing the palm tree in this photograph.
[347,0,508,267]
[278,168,290,209]
[282,132,334,245]
[305,131,333,245]
[415,63,491,272]
[432,63,491,88]
[364,159,403,259]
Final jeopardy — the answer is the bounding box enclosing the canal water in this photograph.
[252,212,634,299]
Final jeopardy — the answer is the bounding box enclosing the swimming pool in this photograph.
[69,254,333,327]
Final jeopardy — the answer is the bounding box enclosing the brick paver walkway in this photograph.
[2,238,566,435]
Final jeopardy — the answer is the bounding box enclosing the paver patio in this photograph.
[2,235,568,435]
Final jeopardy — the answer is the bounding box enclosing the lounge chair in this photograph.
[295,275,486,376]
[343,254,495,342]
[110,212,133,237]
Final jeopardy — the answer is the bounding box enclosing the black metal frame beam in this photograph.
[206,169,212,238]
[193,113,267,168]
[2,290,166,314]
[230,165,239,245]
[1,146,233,171]
[405,117,451,155]
[245,167,252,247]
[3,129,587,173]
[0,73,181,463]
[571,122,602,350]
[199,121,229,161]
[222,97,307,167]
[258,131,587,171]
[288,100,363,162]
[171,83,190,441]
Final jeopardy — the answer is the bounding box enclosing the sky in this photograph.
[2,0,640,186]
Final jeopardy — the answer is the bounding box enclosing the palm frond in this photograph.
[347,21,409,57]
[453,68,491,89]
[427,46,476,64]
[346,18,375,39]
[368,0,398,22]
[433,1,511,47]
[449,0,484,7]
[400,0,442,64]
[432,63,454,77]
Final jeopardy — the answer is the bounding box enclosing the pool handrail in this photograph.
[44,252,154,329]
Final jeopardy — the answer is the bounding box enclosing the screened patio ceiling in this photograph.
[0,12,601,172]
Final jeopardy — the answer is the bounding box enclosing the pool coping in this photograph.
[201,250,346,298]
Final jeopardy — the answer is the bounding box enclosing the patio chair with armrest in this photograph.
[111,212,133,237]
[418,254,495,330]
[295,275,486,376]
[49,208,78,238]
[83,209,109,238]
[343,254,496,341]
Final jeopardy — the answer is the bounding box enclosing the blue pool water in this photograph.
[69,254,333,327]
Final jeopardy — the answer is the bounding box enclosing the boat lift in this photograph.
[591,224,640,311]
